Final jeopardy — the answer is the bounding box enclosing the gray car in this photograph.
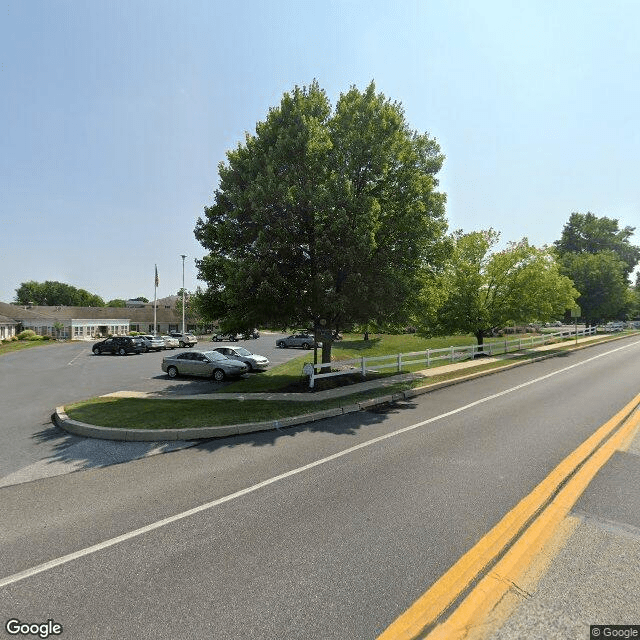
[161,350,248,381]
[212,346,269,371]
[169,332,198,347]
[140,335,165,352]
[160,334,179,349]
[275,333,319,349]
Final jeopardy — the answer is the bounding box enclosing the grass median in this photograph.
[64,354,536,430]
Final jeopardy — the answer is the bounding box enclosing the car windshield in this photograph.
[234,347,252,355]
[203,351,226,361]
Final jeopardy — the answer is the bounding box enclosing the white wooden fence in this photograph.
[304,326,599,389]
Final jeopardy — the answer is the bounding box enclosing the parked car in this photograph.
[275,333,319,349]
[169,331,198,347]
[211,332,239,342]
[241,329,260,339]
[92,336,145,356]
[160,334,179,349]
[140,335,165,352]
[212,346,269,372]
[161,350,248,381]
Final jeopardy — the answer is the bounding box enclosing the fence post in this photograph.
[450,346,454,362]
[397,352,402,372]
[309,366,315,389]
[427,349,430,368]
[361,356,366,378]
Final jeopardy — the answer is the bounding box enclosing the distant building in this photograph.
[0,296,200,340]
[0,314,18,340]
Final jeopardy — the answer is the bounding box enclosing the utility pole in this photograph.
[180,254,186,333]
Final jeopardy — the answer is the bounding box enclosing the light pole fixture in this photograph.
[180,254,186,333]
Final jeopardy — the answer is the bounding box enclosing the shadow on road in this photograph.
[21,400,418,481]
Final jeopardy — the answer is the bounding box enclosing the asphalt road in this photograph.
[1,336,639,639]
[0,332,303,482]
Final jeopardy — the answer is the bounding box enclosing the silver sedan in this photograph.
[162,350,248,382]
[212,346,270,371]
[160,335,179,349]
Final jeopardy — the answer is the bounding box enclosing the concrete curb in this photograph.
[53,334,635,442]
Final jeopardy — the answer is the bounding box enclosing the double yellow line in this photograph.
[378,391,640,640]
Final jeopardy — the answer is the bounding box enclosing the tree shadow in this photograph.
[333,338,382,352]
[24,399,417,479]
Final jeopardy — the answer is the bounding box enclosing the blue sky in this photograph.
[1,0,639,303]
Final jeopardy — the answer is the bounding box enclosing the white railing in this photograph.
[304,326,599,388]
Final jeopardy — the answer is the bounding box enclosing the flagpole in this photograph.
[153,265,158,335]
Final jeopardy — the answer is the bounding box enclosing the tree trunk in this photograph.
[475,331,485,352]
[320,339,332,373]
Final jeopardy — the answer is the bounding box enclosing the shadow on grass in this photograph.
[333,338,382,352]
[31,399,418,474]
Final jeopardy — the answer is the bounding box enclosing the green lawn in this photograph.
[64,356,523,429]
[220,331,550,393]
[63,330,633,431]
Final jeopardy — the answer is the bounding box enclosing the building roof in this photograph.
[0,301,183,324]
[0,313,18,325]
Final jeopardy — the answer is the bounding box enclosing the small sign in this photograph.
[570,306,581,318]
[302,363,314,376]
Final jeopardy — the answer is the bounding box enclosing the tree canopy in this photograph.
[14,280,105,307]
[559,252,631,323]
[415,230,579,346]
[195,80,450,362]
[554,212,640,323]
[554,212,640,279]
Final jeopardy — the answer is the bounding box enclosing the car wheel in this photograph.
[179,341,185,348]
[212,368,225,382]
[167,366,178,379]
[118,347,127,356]
[302,342,310,349]
[277,342,285,348]
[92,347,101,355]
[246,362,254,372]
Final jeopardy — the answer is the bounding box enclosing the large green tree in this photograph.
[14,280,105,307]
[554,212,640,324]
[416,230,579,347]
[554,212,640,278]
[559,252,631,324]
[195,80,449,364]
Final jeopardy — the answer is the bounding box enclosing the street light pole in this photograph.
[180,254,186,333]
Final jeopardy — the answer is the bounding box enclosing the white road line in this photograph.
[66,350,86,366]
[2,339,639,589]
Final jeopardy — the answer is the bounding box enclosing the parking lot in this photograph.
[0,331,307,486]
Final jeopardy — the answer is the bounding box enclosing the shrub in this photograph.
[17,330,37,340]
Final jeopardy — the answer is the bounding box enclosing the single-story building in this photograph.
[0,296,200,340]
[0,314,19,340]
